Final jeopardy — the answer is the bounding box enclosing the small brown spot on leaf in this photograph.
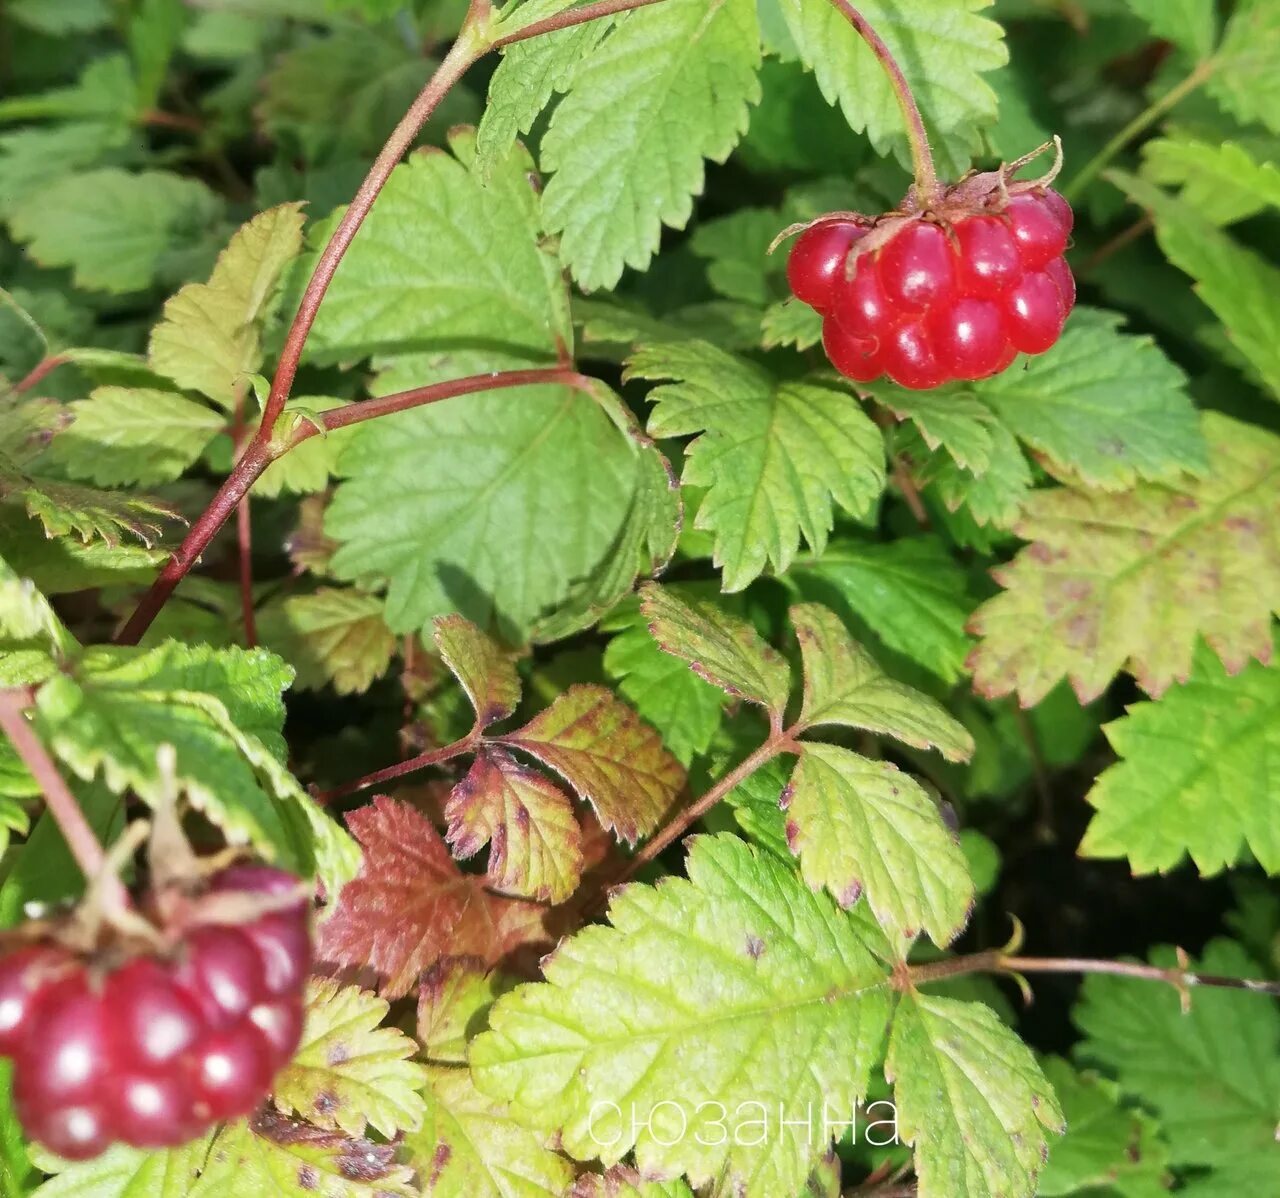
[313,1090,339,1117]
[430,1142,452,1185]
[745,935,766,959]
[327,1042,350,1067]
[298,1165,319,1190]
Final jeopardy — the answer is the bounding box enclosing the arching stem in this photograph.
[825,0,940,202]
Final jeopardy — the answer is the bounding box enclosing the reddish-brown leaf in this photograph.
[317,797,553,997]
[446,746,584,904]
[498,684,685,844]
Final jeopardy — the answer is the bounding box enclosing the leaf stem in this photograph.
[1064,56,1218,202]
[0,690,129,908]
[10,354,68,396]
[236,498,257,647]
[616,733,797,884]
[825,0,939,202]
[315,731,479,803]
[492,0,667,46]
[906,949,1280,997]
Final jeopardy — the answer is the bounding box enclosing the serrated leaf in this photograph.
[570,1170,694,1198]
[0,510,165,596]
[1123,0,1216,58]
[446,746,584,903]
[872,387,998,474]
[634,339,885,589]
[258,588,395,696]
[786,742,973,945]
[48,387,223,487]
[417,958,506,1066]
[1073,939,1280,1171]
[1113,170,1280,399]
[407,1063,577,1198]
[776,0,1007,172]
[1080,640,1280,874]
[30,642,341,878]
[1036,1057,1169,1198]
[272,979,429,1139]
[603,609,727,766]
[538,0,761,289]
[761,298,824,350]
[924,418,1033,529]
[639,581,790,717]
[149,204,305,409]
[8,169,225,295]
[498,684,683,844]
[726,755,793,860]
[1143,135,1280,226]
[968,413,1280,705]
[28,1134,211,1197]
[471,833,893,1197]
[792,604,973,761]
[190,1110,417,1197]
[3,471,181,549]
[433,614,521,728]
[887,992,1065,1198]
[1208,0,1280,135]
[790,537,975,685]
[318,797,554,998]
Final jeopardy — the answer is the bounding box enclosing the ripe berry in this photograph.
[0,862,313,1160]
[787,158,1075,390]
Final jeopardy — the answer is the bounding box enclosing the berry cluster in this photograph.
[787,187,1075,390]
[0,865,310,1160]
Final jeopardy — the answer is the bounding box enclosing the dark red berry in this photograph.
[242,913,311,997]
[883,319,945,391]
[953,216,1021,298]
[249,998,306,1068]
[823,317,882,382]
[17,1100,111,1161]
[1046,255,1076,311]
[107,1070,202,1149]
[177,926,267,1029]
[189,1023,274,1121]
[930,297,1008,379]
[0,946,73,1055]
[876,222,956,312]
[1005,192,1069,269]
[14,976,109,1108]
[1043,187,1074,234]
[786,220,864,311]
[1005,270,1067,354]
[104,958,203,1067]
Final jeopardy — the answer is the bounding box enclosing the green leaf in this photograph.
[256,397,353,498]
[1080,640,1280,875]
[1035,1057,1169,1198]
[433,614,522,727]
[28,1135,211,1197]
[786,741,973,945]
[872,387,998,474]
[3,470,181,549]
[570,1171,694,1198]
[416,958,506,1066]
[789,537,975,685]
[887,992,1065,1198]
[1123,0,1216,59]
[471,833,893,1197]
[761,298,824,350]
[923,418,1033,529]
[8,170,225,295]
[604,606,727,766]
[258,588,396,697]
[538,0,762,289]
[446,746,584,903]
[8,0,112,34]
[1208,0,1280,135]
[272,979,429,1140]
[968,413,1280,705]
[0,512,165,597]
[775,0,1007,172]
[30,642,345,879]
[792,603,974,761]
[1113,170,1280,398]
[48,387,223,487]
[726,755,793,860]
[406,1062,578,1198]
[639,581,791,718]
[149,204,306,410]
[190,1113,417,1197]
[1143,135,1280,226]
[498,684,684,844]
[634,339,885,589]
[1073,940,1280,1173]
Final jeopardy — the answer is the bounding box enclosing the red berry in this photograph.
[929,297,1009,380]
[953,216,1021,298]
[1043,187,1074,234]
[14,977,109,1108]
[882,318,945,390]
[834,263,892,339]
[17,1100,111,1161]
[823,316,882,382]
[0,946,73,1055]
[876,222,956,312]
[104,958,204,1067]
[1005,270,1067,354]
[1046,255,1076,312]
[177,926,267,1029]
[189,1023,273,1121]
[242,914,311,997]
[108,1070,202,1149]
[786,220,864,311]
[1006,192,1069,269]
[249,998,306,1068]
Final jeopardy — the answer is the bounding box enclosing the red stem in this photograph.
[11,354,68,395]
[824,0,938,201]
[0,691,129,909]
[493,0,666,46]
[236,497,257,647]
[315,732,478,803]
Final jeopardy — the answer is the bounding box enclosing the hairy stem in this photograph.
[825,0,938,201]
[0,691,129,908]
[493,0,666,46]
[316,731,479,803]
[1065,57,1218,202]
[617,734,796,885]
[907,950,1280,997]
